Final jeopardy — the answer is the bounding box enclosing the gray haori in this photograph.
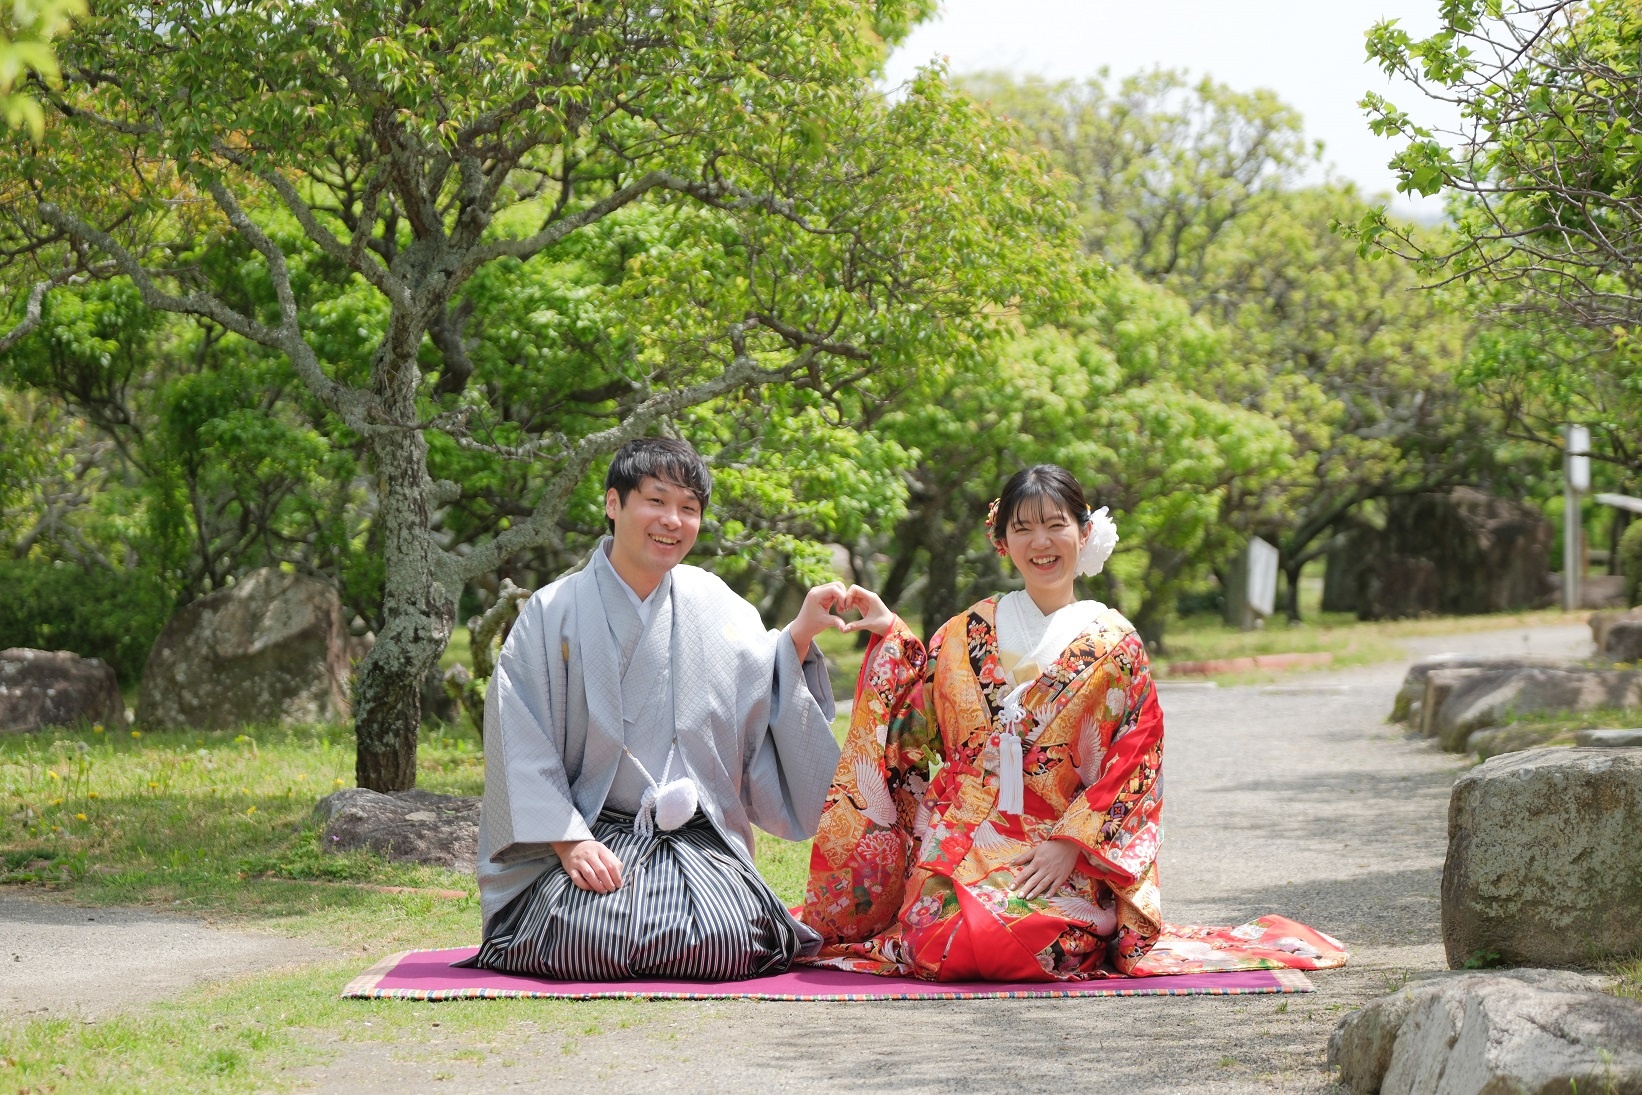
[471,539,839,960]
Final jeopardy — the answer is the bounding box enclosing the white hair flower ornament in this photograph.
[1077,506,1119,578]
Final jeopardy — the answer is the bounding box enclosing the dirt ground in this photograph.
[0,895,334,1020]
[1,623,1595,1092]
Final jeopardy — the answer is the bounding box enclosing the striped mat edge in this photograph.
[341,950,1315,1001]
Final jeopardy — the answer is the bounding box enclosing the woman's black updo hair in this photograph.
[988,464,1090,551]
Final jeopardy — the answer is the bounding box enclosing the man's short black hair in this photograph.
[604,438,713,533]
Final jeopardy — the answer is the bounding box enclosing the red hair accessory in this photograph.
[984,497,1008,556]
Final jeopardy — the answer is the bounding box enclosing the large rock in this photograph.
[1581,573,1628,610]
[1422,666,1642,751]
[137,568,351,730]
[313,788,479,872]
[1392,657,1559,724]
[1444,747,1642,969]
[1591,606,1642,650]
[1356,488,1556,620]
[1463,723,1569,761]
[1606,620,1642,663]
[1576,727,1642,747]
[0,648,124,733]
[1329,970,1642,1095]
[1357,555,1442,622]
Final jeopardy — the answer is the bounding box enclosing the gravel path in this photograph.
[0,894,333,1019]
[296,623,1594,1094]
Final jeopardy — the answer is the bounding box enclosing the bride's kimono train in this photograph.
[799,596,1347,981]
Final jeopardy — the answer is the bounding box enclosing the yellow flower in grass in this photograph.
[245,805,257,817]
[73,813,86,822]
[295,773,307,781]
[47,770,59,781]
[130,730,142,739]
[148,782,159,790]
[50,797,62,807]
[87,791,99,800]
[334,778,345,787]
[92,725,104,734]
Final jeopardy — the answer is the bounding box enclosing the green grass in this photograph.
[1609,955,1642,1000]
[0,958,665,1093]
[1161,608,1588,683]
[1461,704,1642,761]
[0,717,812,1091]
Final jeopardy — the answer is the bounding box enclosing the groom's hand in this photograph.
[790,581,851,660]
[553,839,623,893]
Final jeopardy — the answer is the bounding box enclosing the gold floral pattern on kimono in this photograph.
[800,598,1166,981]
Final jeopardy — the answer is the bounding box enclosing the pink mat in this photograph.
[343,947,1314,1001]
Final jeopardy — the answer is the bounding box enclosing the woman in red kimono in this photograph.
[800,465,1346,981]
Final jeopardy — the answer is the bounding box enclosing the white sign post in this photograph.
[1224,535,1283,630]
[1247,536,1280,620]
[1566,425,1590,611]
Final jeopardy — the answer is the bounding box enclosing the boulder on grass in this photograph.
[137,568,350,730]
[1591,606,1642,650]
[1392,656,1567,725]
[1463,723,1571,761]
[1356,488,1556,621]
[313,788,479,872]
[1582,573,1628,610]
[1576,727,1642,747]
[0,648,124,733]
[1422,666,1642,751]
[1606,620,1642,663]
[1329,970,1642,1095]
[1444,747,1642,969]
[1418,668,1490,741]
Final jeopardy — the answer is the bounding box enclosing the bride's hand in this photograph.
[842,585,896,636]
[1011,838,1081,899]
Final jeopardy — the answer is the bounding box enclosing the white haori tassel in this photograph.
[626,742,698,840]
[996,681,1033,815]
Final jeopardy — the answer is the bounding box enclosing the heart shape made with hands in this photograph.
[808,584,875,634]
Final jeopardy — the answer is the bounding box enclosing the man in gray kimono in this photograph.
[466,437,847,981]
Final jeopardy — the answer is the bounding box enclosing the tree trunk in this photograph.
[352,419,455,791]
[878,521,922,609]
[1282,559,1304,622]
[1131,597,1166,653]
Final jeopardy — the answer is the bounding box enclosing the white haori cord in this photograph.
[623,742,699,840]
[995,680,1035,815]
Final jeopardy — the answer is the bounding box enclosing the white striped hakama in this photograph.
[464,811,800,981]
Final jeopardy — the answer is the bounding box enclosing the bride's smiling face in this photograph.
[1003,497,1089,601]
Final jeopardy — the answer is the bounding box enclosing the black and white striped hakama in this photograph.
[464,811,800,981]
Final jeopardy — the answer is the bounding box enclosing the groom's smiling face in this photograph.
[606,475,702,580]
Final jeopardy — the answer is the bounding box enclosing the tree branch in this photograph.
[451,323,815,580]
[213,143,404,306]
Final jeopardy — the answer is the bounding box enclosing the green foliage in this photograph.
[1359,0,1642,485]
[0,557,172,684]
[1,0,1079,615]
[1461,949,1505,970]
[959,70,1509,631]
[0,0,83,136]
[961,69,1316,279]
[1620,521,1642,606]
